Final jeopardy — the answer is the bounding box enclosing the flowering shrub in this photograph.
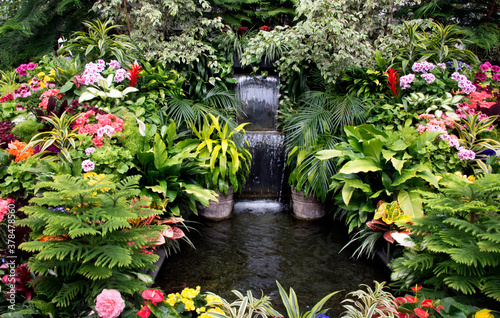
[475,61,500,88]
[399,60,475,95]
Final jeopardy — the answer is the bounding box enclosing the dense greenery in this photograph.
[0,0,500,317]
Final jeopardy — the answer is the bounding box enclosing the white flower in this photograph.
[82,159,95,172]
[391,232,416,248]
[136,118,146,136]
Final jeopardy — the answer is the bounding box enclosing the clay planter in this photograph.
[291,188,325,220]
[198,187,234,220]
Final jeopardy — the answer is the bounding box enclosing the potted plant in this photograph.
[191,114,252,220]
[286,138,336,220]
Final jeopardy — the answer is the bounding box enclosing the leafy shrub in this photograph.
[17,174,165,316]
[389,173,500,302]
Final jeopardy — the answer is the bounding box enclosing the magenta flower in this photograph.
[491,65,500,73]
[480,62,492,72]
[26,62,37,70]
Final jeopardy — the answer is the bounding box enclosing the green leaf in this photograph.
[397,189,423,218]
[339,158,382,174]
[342,183,355,206]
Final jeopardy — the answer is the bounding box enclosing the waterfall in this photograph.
[234,75,288,200]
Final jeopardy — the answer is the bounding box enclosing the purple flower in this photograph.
[400,74,415,89]
[421,73,436,84]
[457,147,475,160]
[492,74,500,81]
[108,60,121,70]
[114,69,127,83]
[82,159,95,172]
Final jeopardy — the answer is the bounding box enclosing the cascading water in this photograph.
[234,75,288,200]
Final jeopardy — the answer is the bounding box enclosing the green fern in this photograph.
[389,173,500,302]
[17,174,166,315]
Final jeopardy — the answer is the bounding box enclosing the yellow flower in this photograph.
[49,69,56,76]
[467,175,476,183]
[181,287,200,299]
[43,76,54,82]
[166,293,178,307]
[207,307,225,315]
[37,72,45,78]
[205,295,221,304]
[475,309,493,318]
[182,298,195,311]
[40,81,46,89]
[196,307,206,314]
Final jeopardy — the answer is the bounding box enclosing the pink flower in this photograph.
[82,159,95,172]
[142,289,164,305]
[0,198,15,222]
[26,62,37,70]
[95,289,126,318]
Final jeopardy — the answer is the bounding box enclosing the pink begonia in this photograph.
[95,289,126,318]
[82,159,95,172]
[13,84,31,98]
[0,198,15,222]
[457,147,475,160]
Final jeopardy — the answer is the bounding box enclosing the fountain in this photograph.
[156,74,389,315]
[234,75,288,201]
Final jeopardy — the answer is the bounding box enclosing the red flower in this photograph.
[127,61,143,87]
[404,296,417,303]
[137,304,151,318]
[414,308,429,318]
[420,299,433,307]
[410,285,422,291]
[238,26,248,36]
[385,68,399,97]
[259,25,271,31]
[142,289,164,305]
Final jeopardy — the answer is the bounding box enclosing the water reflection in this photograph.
[156,200,389,317]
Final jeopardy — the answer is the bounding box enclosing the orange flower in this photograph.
[7,140,35,162]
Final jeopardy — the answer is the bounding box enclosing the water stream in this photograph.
[156,200,389,317]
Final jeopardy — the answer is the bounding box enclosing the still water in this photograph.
[156,200,389,317]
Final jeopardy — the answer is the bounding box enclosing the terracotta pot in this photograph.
[198,187,234,220]
[291,188,325,220]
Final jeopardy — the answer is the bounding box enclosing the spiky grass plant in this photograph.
[17,174,165,315]
[340,281,397,318]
